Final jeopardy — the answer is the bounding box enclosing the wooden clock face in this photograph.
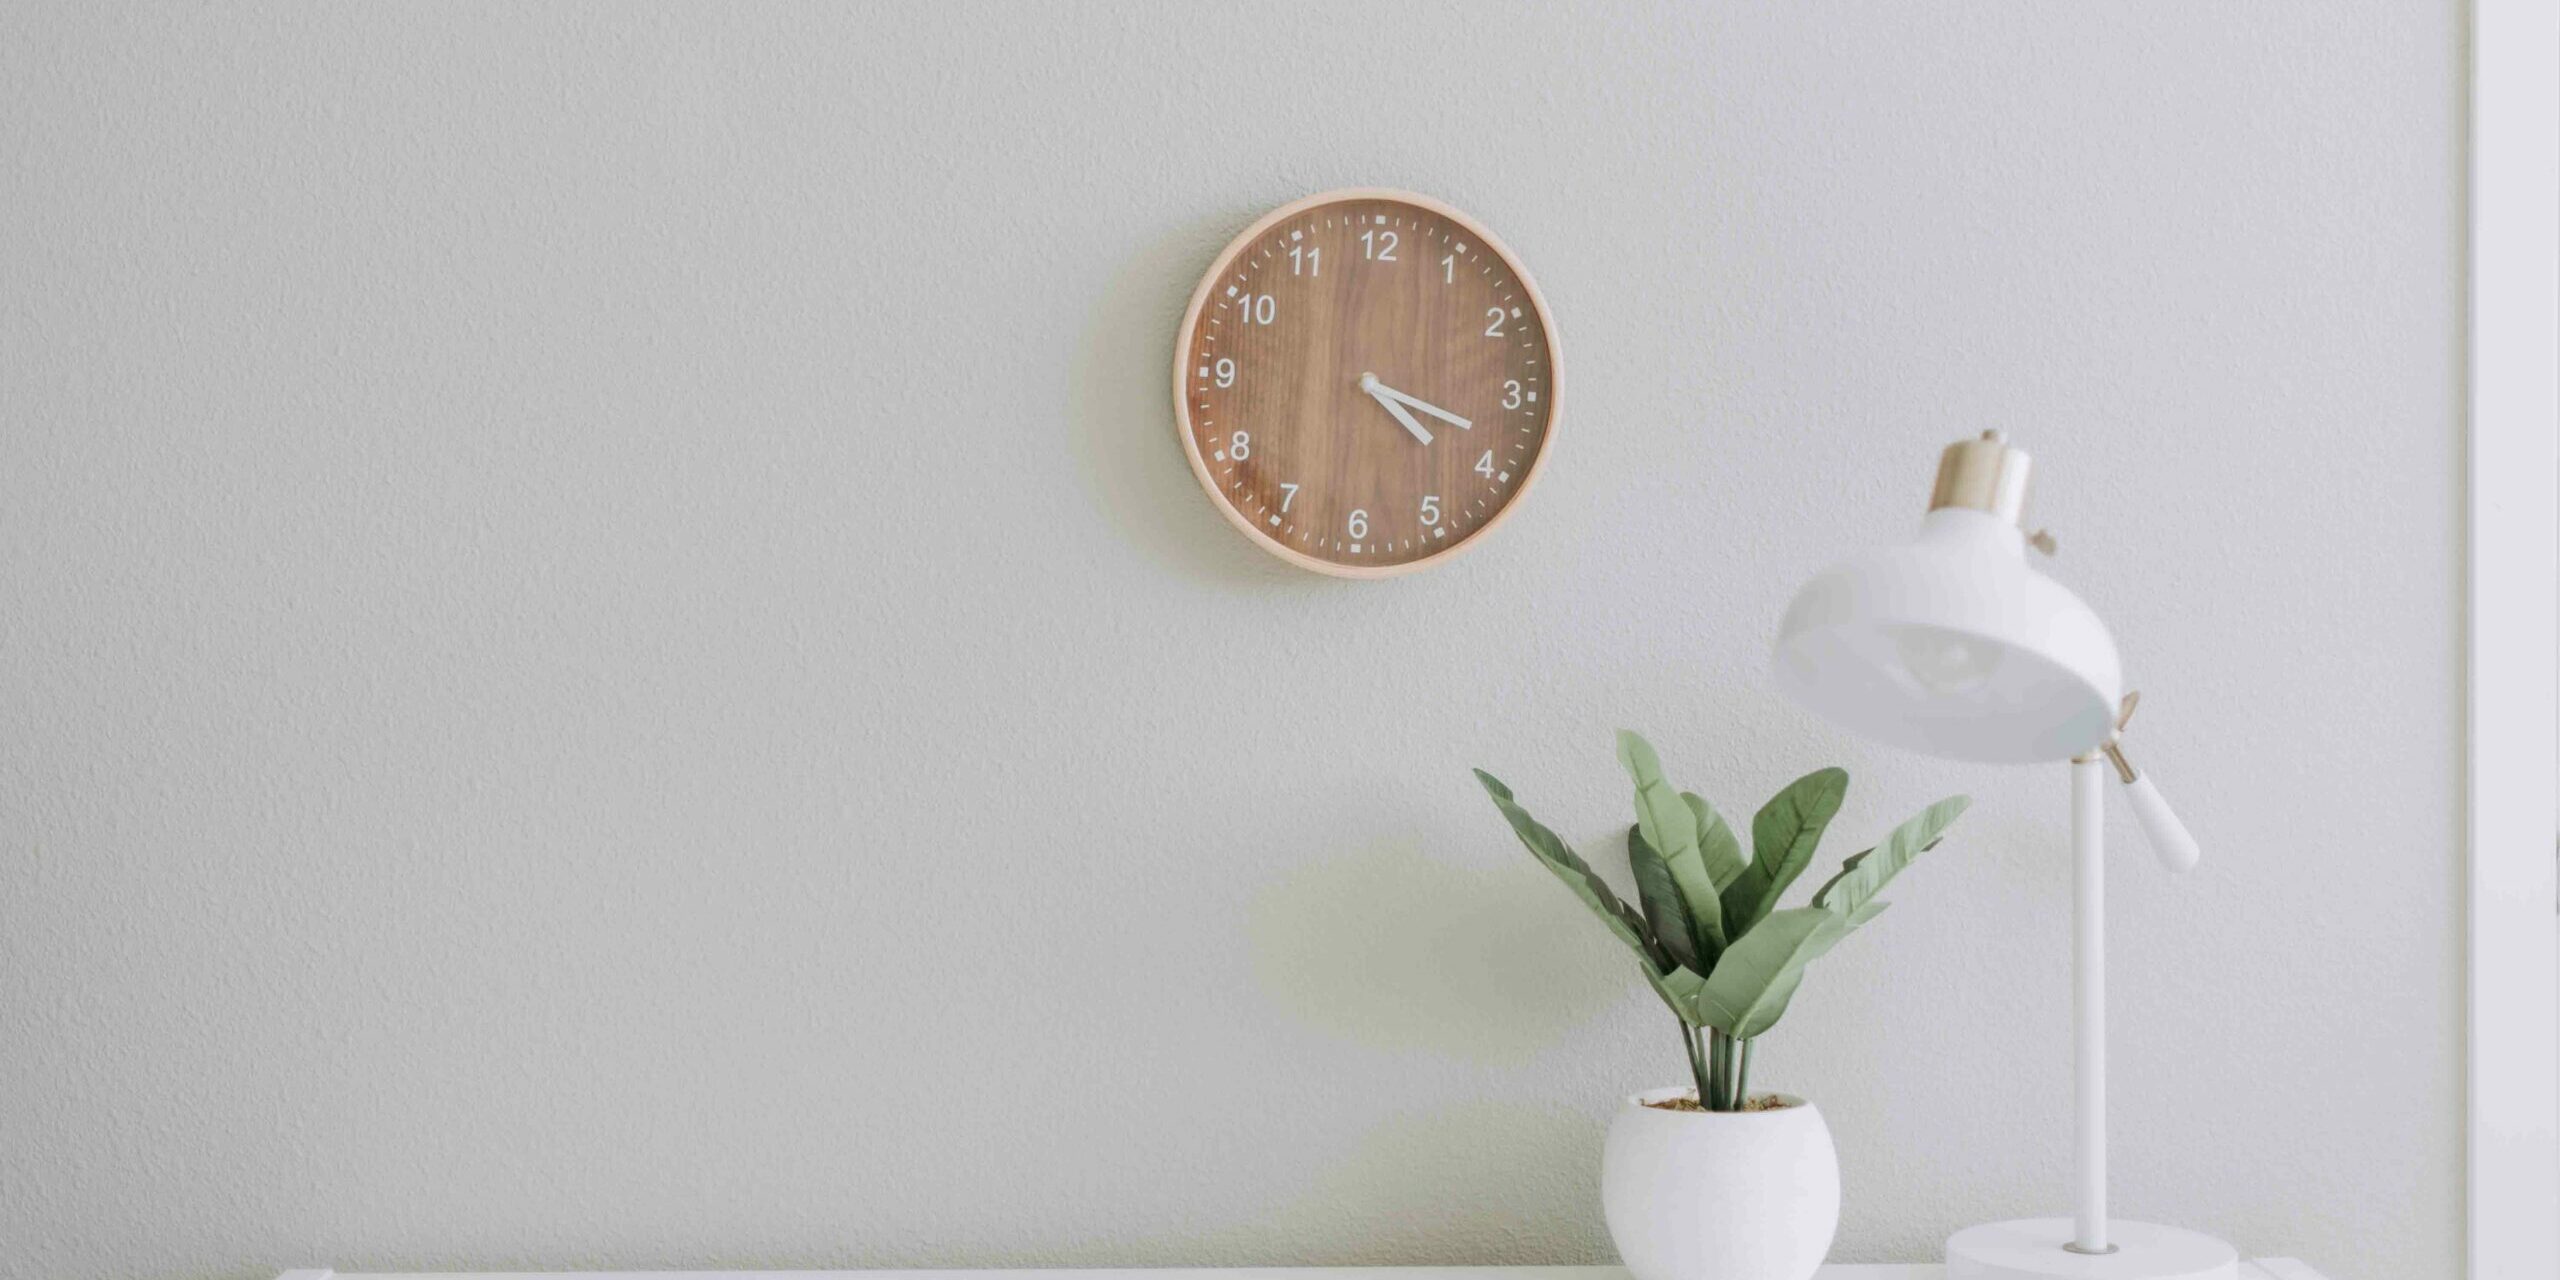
[1174,190,1560,576]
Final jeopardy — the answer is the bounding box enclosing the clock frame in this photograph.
[1172,188,1562,578]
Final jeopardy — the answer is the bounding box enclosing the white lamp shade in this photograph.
[1773,508,2122,764]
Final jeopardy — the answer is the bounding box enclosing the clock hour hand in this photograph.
[1370,382,1473,431]
[1359,373,1434,445]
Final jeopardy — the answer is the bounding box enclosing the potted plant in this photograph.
[1474,731,1969,1280]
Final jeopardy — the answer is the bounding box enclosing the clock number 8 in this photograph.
[1229,431,1250,461]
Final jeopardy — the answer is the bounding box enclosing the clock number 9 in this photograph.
[1347,509,1369,539]
[1420,495,1440,525]
[1214,358,1235,388]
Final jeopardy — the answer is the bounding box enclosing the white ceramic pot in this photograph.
[1602,1086,1841,1280]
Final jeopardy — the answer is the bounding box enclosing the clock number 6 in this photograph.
[1347,509,1369,539]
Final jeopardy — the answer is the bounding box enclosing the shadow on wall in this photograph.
[1066,207,1336,588]
[1246,840,1632,1064]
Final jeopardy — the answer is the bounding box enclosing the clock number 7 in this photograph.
[1279,482,1299,513]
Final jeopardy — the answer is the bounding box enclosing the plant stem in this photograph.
[1682,1023,1712,1106]
[1732,1038,1754,1109]
[1707,1030,1734,1111]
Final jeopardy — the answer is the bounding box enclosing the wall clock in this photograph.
[1173,188,1561,577]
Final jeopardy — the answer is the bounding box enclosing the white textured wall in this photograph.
[0,4,2463,1279]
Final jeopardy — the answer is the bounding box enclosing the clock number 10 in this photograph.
[1237,292,1276,325]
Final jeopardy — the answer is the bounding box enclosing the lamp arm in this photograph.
[2101,738,2202,873]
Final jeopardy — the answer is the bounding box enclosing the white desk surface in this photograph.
[276,1262,2331,1279]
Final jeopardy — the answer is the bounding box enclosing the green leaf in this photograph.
[1475,769,1668,971]
[1811,795,1972,920]
[1643,961,1709,1027]
[1696,907,1851,1039]
[1723,768,1849,935]
[1615,732,1728,959]
[1682,793,1750,892]
[1626,825,1700,973]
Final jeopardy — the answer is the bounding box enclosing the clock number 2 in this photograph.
[1484,308,1506,338]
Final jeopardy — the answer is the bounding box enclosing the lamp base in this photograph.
[1946,1218,2239,1280]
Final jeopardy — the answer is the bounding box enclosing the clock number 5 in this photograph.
[1420,495,1440,525]
[1361,229,1398,261]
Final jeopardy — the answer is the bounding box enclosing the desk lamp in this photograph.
[1772,432,2239,1280]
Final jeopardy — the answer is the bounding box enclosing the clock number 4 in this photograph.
[1361,229,1398,261]
[1475,450,1496,478]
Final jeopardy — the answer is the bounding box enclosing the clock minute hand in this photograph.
[1359,373,1434,445]
[1372,383,1473,431]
